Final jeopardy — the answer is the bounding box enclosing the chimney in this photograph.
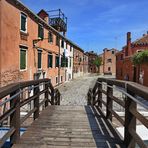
[38,9,49,23]
[127,32,132,56]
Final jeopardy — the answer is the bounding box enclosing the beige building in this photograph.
[99,48,118,76]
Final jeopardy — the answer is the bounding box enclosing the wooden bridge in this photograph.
[0,78,148,148]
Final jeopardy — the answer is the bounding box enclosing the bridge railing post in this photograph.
[51,87,55,105]
[54,89,57,105]
[124,88,136,147]
[97,81,102,108]
[45,83,49,107]
[87,88,92,105]
[10,89,20,145]
[106,83,113,121]
[92,83,97,105]
[34,83,40,120]
[57,91,60,105]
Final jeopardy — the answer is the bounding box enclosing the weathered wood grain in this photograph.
[13,106,125,148]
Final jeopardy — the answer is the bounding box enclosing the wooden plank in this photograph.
[129,128,147,148]
[130,107,148,128]
[12,106,125,148]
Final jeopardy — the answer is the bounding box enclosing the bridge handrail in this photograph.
[0,78,61,147]
[87,78,148,148]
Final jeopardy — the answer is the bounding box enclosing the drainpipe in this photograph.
[72,47,74,79]
[58,35,60,85]
[103,49,105,75]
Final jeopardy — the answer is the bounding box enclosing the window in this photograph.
[61,76,63,82]
[55,55,59,67]
[56,77,58,84]
[48,32,53,43]
[38,24,44,39]
[38,50,42,69]
[61,39,64,48]
[70,46,72,52]
[108,67,111,71]
[65,57,68,67]
[48,53,53,68]
[112,51,115,54]
[70,57,71,67]
[20,47,27,70]
[61,56,65,67]
[107,59,112,63]
[56,36,59,46]
[20,13,27,32]
[66,43,68,49]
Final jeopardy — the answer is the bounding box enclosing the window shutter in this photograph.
[20,49,26,69]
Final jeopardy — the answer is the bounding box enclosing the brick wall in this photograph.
[116,32,148,86]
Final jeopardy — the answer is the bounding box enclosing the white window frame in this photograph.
[19,47,27,71]
[20,12,27,33]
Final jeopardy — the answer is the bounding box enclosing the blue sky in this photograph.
[21,0,148,54]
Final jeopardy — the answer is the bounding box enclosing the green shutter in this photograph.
[38,25,44,39]
[56,36,59,46]
[48,32,53,43]
[56,56,59,67]
[38,51,42,69]
[66,58,68,67]
[61,56,65,67]
[48,54,53,68]
[21,15,26,31]
[70,58,71,67]
[20,49,26,70]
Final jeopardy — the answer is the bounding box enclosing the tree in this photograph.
[132,50,148,65]
[132,50,148,83]
[93,57,102,73]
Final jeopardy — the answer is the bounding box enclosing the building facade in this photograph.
[59,39,73,82]
[83,53,89,74]
[73,47,84,78]
[0,0,84,87]
[99,48,118,76]
[116,32,148,86]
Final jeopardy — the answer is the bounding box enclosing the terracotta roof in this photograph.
[132,34,148,46]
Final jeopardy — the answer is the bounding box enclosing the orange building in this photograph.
[0,0,85,87]
[116,32,148,86]
[83,53,89,74]
[73,47,84,78]
[99,48,118,76]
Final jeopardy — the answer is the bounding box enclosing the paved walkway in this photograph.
[58,75,98,105]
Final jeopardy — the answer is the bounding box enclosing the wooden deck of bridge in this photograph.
[13,106,125,148]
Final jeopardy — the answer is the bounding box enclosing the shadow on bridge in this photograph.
[85,106,125,148]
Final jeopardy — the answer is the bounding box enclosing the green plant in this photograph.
[132,50,148,65]
[93,57,102,67]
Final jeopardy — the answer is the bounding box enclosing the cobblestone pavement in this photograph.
[58,74,99,105]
